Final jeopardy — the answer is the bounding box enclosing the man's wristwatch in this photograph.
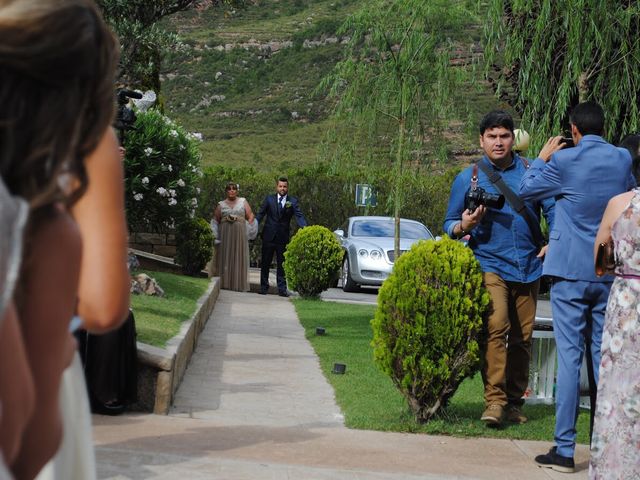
[457,223,469,238]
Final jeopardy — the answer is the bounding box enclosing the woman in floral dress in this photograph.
[590,179,640,478]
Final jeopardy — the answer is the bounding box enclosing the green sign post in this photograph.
[355,184,377,207]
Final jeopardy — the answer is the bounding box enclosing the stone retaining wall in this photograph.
[131,277,220,414]
[129,231,177,258]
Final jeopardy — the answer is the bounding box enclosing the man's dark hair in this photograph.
[569,101,605,136]
[479,110,515,135]
[277,176,288,183]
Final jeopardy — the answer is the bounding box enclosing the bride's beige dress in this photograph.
[217,198,250,292]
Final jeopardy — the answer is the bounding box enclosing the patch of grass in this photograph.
[161,39,342,168]
[131,269,210,347]
[197,120,333,170]
[293,298,590,442]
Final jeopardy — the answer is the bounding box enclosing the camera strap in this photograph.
[475,159,545,248]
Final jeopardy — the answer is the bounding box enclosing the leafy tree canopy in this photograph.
[97,0,247,89]
[484,0,640,146]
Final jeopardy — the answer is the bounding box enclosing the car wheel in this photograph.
[342,257,358,292]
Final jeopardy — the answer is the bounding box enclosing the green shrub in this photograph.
[174,217,213,276]
[371,237,489,423]
[284,226,343,298]
[124,109,202,233]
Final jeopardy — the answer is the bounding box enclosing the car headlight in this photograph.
[370,250,383,260]
[358,249,383,259]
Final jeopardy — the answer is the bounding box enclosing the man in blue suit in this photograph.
[256,176,307,297]
[520,101,635,473]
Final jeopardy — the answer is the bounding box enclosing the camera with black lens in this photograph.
[114,89,143,143]
[465,186,505,212]
[561,137,575,148]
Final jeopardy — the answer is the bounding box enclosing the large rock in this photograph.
[131,273,165,297]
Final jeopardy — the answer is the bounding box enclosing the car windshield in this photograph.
[351,219,432,239]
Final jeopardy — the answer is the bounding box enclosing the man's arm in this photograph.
[520,156,563,201]
[519,136,565,201]
[443,173,468,237]
[255,196,269,225]
[292,198,307,227]
[540,196,555,231]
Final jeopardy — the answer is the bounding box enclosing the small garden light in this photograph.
[332,363,346,374]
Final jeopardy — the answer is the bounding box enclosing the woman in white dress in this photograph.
[0,179,30,480]
[0,1,124,478]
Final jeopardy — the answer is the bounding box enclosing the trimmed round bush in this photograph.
[284,225,343,298]
[371,237,489,422]
[174,217,213,276]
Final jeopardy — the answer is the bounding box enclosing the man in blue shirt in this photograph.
[444,110,555,428]
[520,102,635,473]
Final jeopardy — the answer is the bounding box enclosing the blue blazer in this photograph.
[256,194,307,244]
[520,135,635,281]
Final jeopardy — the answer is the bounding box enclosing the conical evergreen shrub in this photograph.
[371,237,489,422]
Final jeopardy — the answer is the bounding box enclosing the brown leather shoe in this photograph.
[481,404,504,427]
[505,404,528,424]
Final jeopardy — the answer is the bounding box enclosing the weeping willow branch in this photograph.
[483,0,640,147]
[318,0,468,257]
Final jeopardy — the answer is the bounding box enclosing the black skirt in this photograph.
[75,310,138,415]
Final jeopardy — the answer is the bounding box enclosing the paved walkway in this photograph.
[93,289,589,479]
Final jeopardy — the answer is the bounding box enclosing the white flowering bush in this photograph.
[123,109,203,232]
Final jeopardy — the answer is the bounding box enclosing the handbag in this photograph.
[595,238,616,277]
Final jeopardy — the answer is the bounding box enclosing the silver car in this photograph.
[334,216,435,292]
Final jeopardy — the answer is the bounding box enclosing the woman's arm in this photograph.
[71,129,129,333]
[594,191,634,261]
[244,200,255,223]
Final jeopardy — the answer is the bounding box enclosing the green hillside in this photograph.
[161,0,511,171]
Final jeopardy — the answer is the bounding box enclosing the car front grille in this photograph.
[361,270,386,279]
[386,249,408,262]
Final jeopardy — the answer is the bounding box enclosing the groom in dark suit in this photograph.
[256,176,307,296]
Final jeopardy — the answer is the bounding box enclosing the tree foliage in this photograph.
[97,0,244,89]
[319,0,467,257]
[371,237,489,422]
[483,1,640,146]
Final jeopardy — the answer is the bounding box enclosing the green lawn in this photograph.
[293,298,589,442]
[131,269,211,347]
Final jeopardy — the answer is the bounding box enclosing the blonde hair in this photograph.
[0,0,119,209]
